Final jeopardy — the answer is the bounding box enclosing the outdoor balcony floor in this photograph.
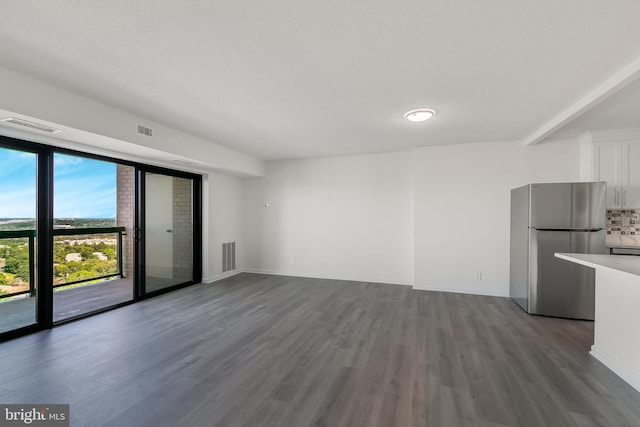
[0,276,133,333]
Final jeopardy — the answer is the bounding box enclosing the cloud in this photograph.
[0,150,118,219]
[0,150,36,181]
[51,154,117,218]
[54,154,83,168]
[0,188,37,218]
[0,149,37,218]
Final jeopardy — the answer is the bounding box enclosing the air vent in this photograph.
[0,117,63,134]
[173,159,196,166]
[137,125,153,136]
[222,242,236,273]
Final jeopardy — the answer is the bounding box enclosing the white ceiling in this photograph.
[546,76,640,139]
[1,1,640,160]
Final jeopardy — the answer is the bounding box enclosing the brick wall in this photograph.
[172,177,193,281]
[116,169,193,282]
[116,165,134,278]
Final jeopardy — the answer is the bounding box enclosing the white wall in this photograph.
[242,140,581,293]
[0,66,261,285]
[243,152,414,285]
[145,174,174,278]
[0,66,265,177]
[413,139,581,296]
[205,171,246,283]
[0,64,584,293]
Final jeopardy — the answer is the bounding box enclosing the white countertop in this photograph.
[556,252,640,393]
[555,253,640,277]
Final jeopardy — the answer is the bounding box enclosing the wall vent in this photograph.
[173,158,196,166]
[137,125,153,136]
[0,117,63,134]
[222,242,236,272]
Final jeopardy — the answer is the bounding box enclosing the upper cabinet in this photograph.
[622,142,640,208]
[592,141,640,208]
[592,141,622,208]
[580,130,640,209]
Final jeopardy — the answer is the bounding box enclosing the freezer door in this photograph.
[529,229,605,319]
[569,182,606,229]
[530,182,606,229]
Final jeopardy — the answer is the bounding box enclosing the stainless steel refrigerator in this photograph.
[509,182,607,320]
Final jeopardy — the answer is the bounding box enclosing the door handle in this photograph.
[623,190,627,206]
[615,190,620,205]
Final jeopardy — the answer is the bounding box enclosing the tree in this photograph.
[3,242,30,280]
[3,258,20,274]
[15,264,30,282]
[65,261,84,274]
[67,270,96,283]
[4,255,29,281]
[79,246,93,260]
[101,246,116,259]
[54,264,70,279]
[53,243,67,263]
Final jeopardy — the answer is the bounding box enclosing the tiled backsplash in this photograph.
[606,209,640,247]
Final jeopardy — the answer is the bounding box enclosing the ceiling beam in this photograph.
[523,55,640,145]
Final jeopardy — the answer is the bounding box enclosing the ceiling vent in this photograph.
[137,125,153,136]
[0,117,63,134]
[173,158,196,166]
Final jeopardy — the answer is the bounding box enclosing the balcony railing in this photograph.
[0,227,126,300]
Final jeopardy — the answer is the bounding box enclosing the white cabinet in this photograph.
[624,142,640,207]
[592,141,640,208]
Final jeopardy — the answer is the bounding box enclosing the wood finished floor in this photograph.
[0,273,639,426]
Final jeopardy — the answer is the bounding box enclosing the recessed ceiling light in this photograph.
[404,109,436,122]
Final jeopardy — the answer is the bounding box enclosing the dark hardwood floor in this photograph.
[0,273,639,426]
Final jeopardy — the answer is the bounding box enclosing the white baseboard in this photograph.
[243,268,412,286]
[590,345,640,392]
[202,269,246,284]
[217,269,508,296]
[205,269,507,297]
[412,283,508,297]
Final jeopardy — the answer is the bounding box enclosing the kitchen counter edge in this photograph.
[555,253,640,277]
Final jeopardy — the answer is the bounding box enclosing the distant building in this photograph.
[93,252,108,261]
[65,253,82,262]
[62,238,117,246]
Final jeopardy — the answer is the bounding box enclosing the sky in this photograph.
[0,148,117,218]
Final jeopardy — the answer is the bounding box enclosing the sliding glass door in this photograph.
[0,147,38,334]
[138,170,201,295]
[52,154,135,322]
[0,135,202,340]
